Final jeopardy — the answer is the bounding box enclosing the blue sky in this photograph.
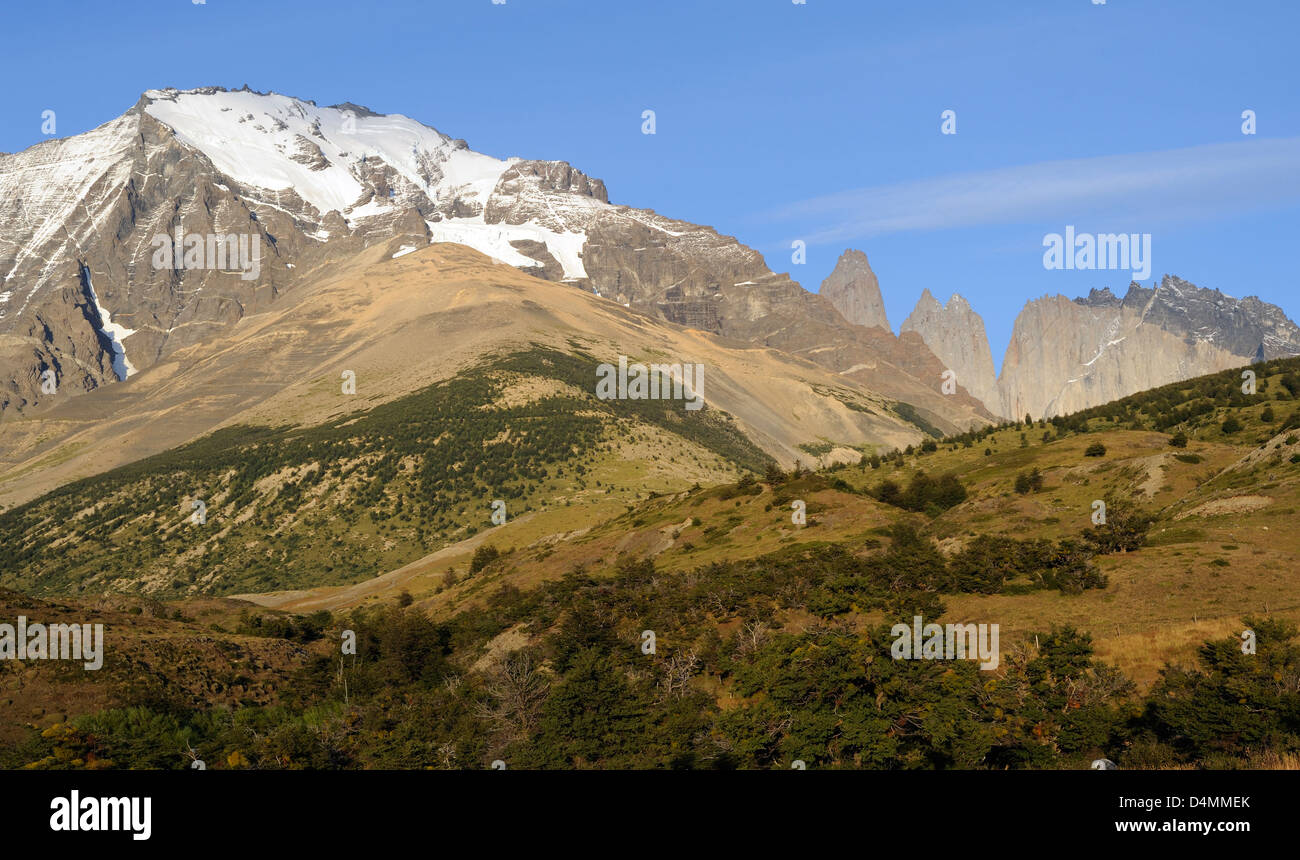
[4,0,1297,370]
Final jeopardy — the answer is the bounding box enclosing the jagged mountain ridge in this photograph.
[998,277,1300,419]
[0,86,989,438]
[900,288,999,414]
[819,249,890,331]
[819,247,1300,420]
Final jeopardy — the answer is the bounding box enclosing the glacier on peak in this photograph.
[140,87,597,279]
[141,87,507,220]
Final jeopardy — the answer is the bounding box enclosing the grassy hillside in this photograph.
[4,357,1300,769]
[0,344,770,597]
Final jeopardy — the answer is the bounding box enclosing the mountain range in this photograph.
[0,87,992,486]
[3,86,1300,773]
[821,257,1300,420]
[2,85,1297,508]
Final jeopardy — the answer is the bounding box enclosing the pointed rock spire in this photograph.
[901,290,1000,416]
[820,249,891,332]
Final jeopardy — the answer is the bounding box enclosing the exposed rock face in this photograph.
[819,249,890,331]
[0,87,993,436]
[997,278,1300,419]
[0,243,940,510]
[901,289,1000,415]
[484,159,608,223]
[0,107,342,413]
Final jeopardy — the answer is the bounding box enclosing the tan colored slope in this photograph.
[0,241,925,509]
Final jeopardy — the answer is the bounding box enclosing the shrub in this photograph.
[1084,442,1107,457]
[874,471,966,513]
[1083,500,1154,554]
[1013,467,1044,495]
[470,543,500,574]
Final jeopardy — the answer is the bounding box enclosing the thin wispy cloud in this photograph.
[762,138,1300,246]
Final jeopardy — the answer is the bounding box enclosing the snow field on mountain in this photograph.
[143,89,507,219]
[143,89,591,280]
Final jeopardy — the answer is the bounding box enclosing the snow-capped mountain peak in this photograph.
[142,87,509,222]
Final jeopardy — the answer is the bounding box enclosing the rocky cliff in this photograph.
[901,289,999,415]
[997,278,1300,419]
[819,249,890,331]
[0,87,991,436]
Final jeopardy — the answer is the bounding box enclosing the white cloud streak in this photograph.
[761,137,1300,245]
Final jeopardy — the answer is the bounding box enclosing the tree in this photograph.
[932,473,968,509]
[878,471,967,513]
[1145,618,1300,764]
[476,654,549,744]
[532,649,646,768]
[1083,500,1154,554]
[1084,442,1107,457]
[875,479,902,507]
[1221,416,1242,434]
[470,543,500,574]
[1038,539,1107,594]
[1169,431,1188,448]
[1014,467,1044,494]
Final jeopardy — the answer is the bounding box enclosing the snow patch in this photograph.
[81,265,136,380]
[425,218,587,279]
[143,89,511,222]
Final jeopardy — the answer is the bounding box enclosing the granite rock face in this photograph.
[901,289,999,415]
[996,278,1300,419]
[859,274,1299,420]
[820,249,890,331]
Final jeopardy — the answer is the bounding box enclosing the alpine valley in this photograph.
[2,88,1300,771]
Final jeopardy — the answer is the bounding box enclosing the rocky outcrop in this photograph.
[484,159,608,225]
[0,87,993,436]
[997,278,1300,419]
[819,249,890,331]
[901,289,1000,415]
